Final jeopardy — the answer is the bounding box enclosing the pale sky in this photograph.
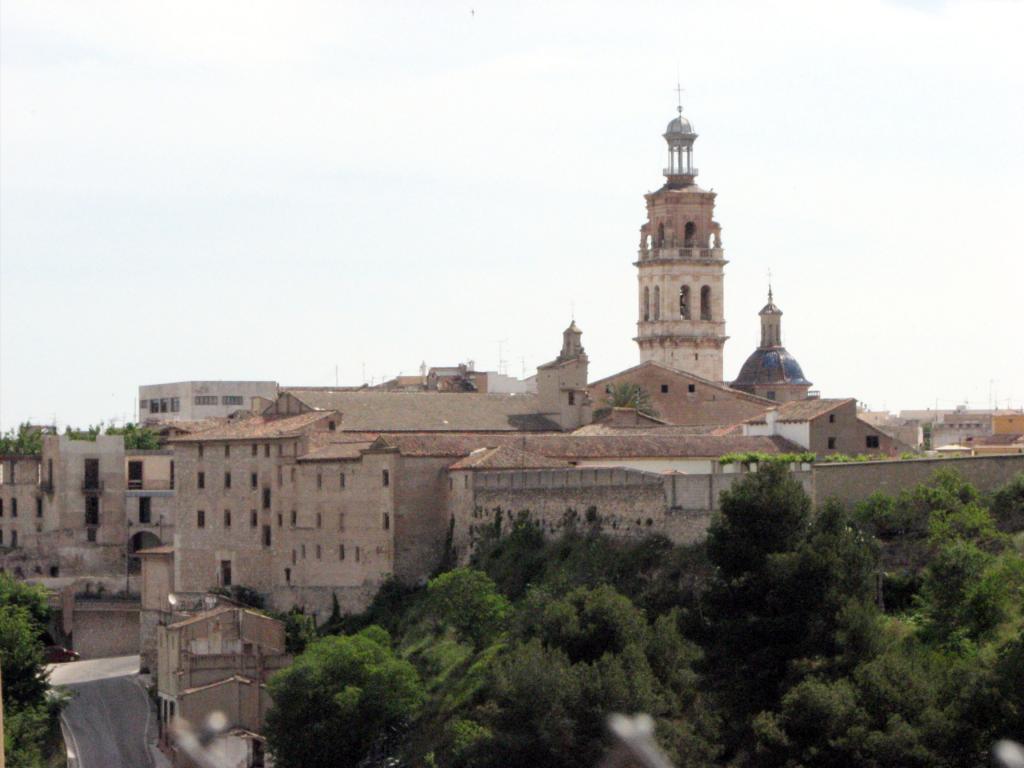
[2,0,1022,431]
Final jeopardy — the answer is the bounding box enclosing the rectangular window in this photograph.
[224,509,231,527]
[171,397,180,413]
[827,437,837,450]
[139,497,152,524]
[128,460,143,489]
[301,544,306,559]
[252,444,258,457]
[83,458,100,490]
[829,414,836,423]
[355,546,361,563]
[170,461,175,490]
[383,512,390,530]
[85,496,98,525]
[36,497,43,518]
[339,512,345,530]
[277,513,283,527]
[339,543,345,561]
[317,473,322,490]
[292,549,297,565]
[290,510,297,527]
[262,525,271,547]
[198,472,205,489]
[197,510,205,528]
[262,488,271,509]
[224,472,232,489]
[160,398,169,413]
[382,469,390,487]
[141,399,150,411]
[11,498,17,517]
[290,467,296,483]
[194,395,218,406]
[340,473,346,489]
[328,420,336,431]
[284,567,291,584]
[198,444,204,459]
[866,435,880,449]
[0,499,4,516]
[688,384,696,393]
[250,509,257,527]
[264,444,270,458]
[316,544,322,559]
[222,395,243,406]
[568,391,575,406]
[251,472,258,489]
[0,530,3,544]
[661,384,669,393]
[316,512,322,528]
[220,560,232,587]
[86,527,96,542]
[225,445,231,458]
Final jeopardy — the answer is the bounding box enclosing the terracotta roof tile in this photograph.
[168,411,336,442]
[745,398,855,425]
[283,389,560,432]
[449,446,570,470]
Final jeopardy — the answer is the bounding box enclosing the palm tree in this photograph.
[601,383,658,417]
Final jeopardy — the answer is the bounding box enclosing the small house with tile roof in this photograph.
[743,398,897,456]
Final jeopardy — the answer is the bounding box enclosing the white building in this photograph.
[139,382,279,422]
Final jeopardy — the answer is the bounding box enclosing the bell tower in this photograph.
[634,96,728,382]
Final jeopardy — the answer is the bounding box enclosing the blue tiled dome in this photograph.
[733,347,810,388]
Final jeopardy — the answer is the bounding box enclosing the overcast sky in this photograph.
[2,0,1022,431]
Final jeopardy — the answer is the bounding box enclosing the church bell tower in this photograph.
[634,97,728,382]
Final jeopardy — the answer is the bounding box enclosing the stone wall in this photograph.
[72,601,141,659]
[812,454,1024,508]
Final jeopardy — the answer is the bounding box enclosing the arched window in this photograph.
[684,221,696,247]
[656,222,665,247]
[679,285,690,319]
[700,285,712,320]
[653,286,661,320]
[643,287,650,321]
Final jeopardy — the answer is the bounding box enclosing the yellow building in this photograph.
[992,412,1024,434]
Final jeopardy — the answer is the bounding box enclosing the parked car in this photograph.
[44,645,80,663]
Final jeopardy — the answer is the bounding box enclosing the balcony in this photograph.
[127,479,173,491]
[82,479,104,493]
[663,167,698,177]
[636,247,725,264]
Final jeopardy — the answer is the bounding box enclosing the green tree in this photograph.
[265,626,424,768]
[105,423,161,450]
[427,568,510,647]
[0,574,51,630]
[0,424,43,456]
[0,606,49,710]
[702,466,879,748]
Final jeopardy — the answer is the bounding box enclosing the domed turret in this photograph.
[732,287,812,402]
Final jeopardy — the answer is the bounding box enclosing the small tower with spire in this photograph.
[732,286,813,402]
[537,320,592,431]
[634,89,728,381]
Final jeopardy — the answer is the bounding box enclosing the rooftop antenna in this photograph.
[497,339,509,376]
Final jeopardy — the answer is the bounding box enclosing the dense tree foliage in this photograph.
[265,627,425,768]
[0,424,44,455]
[0,575,61,768]
[263,469,1024,768]
[597,383,658,418]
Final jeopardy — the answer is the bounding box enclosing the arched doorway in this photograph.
[128,530,162,573]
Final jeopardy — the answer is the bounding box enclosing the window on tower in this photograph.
[684,222,696,247]
[643,287,650,322]
[679,285,690,319]
[700,286,712,320]
[653,286,661,320]
[656,223,665,247]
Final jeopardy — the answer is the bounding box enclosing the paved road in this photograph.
[49,655,154,768]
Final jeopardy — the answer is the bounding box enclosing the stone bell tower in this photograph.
[634,98,728,382]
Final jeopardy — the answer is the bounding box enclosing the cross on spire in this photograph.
[767,268,773,303]
[674,82,685,115]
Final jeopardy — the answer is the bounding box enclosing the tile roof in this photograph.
[448,446,571,470]
[168,412,336,442]
[571,423,717,436]
[588,360,775,406]
[299,432,803,461]
[745,398,855,425]
[283,389,560,432]
[966,433,1024,446]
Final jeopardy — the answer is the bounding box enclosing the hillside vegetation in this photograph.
[265,467,1024,768]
